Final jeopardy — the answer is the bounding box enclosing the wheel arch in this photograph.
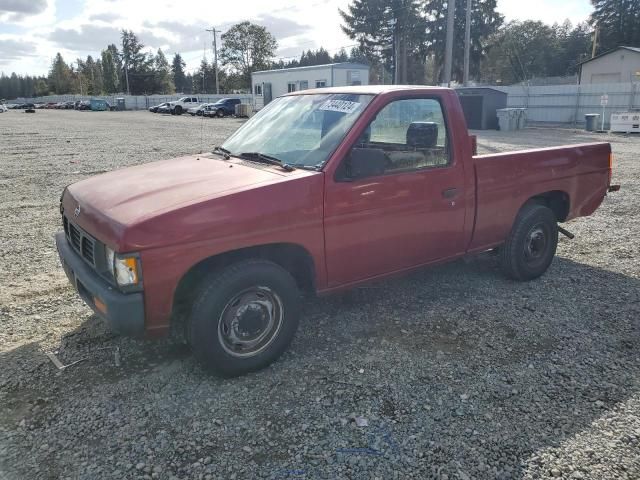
[171,243,316,327]
[524,190,570,222]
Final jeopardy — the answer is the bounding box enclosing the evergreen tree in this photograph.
[48,53,73,94]
[590,0,640,53]
[423,0,503,83]
[154,49,175,94]
[81,55,103,95]
[333,48,350,63]
[34,78,49,96]
[120,30,153,94]
[171,53,188,93]
[340,0,426,84]
[101,48,120,93]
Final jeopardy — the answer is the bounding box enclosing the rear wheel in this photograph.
[499,203,558,281]
[188,260,301,377]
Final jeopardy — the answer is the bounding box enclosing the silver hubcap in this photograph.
[524,226,548,262]
[218,286,283,358]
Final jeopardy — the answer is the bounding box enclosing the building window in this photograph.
[315,80,326,88]
[254,84,262,96]
[347,70,361,86]
[299,80,309,90]
[288,82,296,93]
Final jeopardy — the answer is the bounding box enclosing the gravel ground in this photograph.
[0,110,639,480]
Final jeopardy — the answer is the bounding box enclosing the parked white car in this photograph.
[0,104,8,113]
[167,97,201,115]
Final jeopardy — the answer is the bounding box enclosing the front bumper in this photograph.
[55,232,145,336]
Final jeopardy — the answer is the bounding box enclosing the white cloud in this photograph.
[498,0,591,25]
[1,0,593,76]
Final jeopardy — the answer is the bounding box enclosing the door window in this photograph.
[353,98,450,175]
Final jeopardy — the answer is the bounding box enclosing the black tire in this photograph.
[216,109,224,118]
[499,203,558,281]
[174,105,183,115]
[189,259,301,377]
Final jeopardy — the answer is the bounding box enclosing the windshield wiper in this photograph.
[238,152,296,171]
[212,146,231,159]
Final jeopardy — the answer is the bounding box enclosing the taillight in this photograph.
[608,153,613,186]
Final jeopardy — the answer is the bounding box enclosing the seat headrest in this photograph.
[406,122,438,148]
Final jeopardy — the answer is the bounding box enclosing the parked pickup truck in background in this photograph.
[56,86,619,376]
[202,98,242,118]
[167,96,200,115]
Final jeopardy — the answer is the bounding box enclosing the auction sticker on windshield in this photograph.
[319,99,361,114]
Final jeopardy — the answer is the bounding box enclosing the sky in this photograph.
[0,0,593,76]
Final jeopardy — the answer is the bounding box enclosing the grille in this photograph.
[63,215,96,266]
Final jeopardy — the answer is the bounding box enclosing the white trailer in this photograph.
[251,62,370,110]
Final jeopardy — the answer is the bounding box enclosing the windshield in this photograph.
[221,93,373,169]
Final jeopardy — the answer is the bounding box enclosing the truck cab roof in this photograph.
[285,85,452,97]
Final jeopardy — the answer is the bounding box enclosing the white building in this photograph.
[579,46,640,84]
[252,62,370,109]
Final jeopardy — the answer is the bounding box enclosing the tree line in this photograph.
[1,0,637,99]
[340,0,639,85]
[0,24,279,99]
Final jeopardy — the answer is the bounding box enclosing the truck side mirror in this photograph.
[346,148,387,180]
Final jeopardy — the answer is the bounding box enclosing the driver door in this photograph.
[324,97,467,287]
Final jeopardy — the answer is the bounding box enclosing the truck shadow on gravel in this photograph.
[1,256,639,479]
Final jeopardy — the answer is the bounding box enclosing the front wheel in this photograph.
[189,260,301,376]
[499,203,559,281]
[216,109,225,118]
[174,105,183,115]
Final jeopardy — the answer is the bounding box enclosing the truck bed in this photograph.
[468,142,612,251]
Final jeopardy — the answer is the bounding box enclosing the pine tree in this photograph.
[154,49,175,94]
[101,48,120,93]
[423,0,503,83]
[590,0,640,53]
[333,48,350,63]
[171,53,188,93]
[48,53,73,94]
[340,0,426,84]
[120,30,153,94]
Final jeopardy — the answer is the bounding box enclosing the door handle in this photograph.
[442,188,458,199]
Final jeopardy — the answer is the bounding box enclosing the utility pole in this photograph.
[124,65,130,95]
[591,25,599,58]
[463,0,471,86]
[443,0,456,86]
[388,18,398,84]
[202,41,207,93]
[206,27,221,94]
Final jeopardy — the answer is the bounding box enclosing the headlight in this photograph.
[115,257,139,286]
[105,247,140,287]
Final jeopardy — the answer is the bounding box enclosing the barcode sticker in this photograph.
[319,100,361,114]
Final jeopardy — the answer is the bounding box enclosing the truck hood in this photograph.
[63,154,302,245]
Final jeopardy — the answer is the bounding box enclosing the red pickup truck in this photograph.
[56,86,617,376]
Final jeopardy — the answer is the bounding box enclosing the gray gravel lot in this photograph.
[1,110,639,480]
